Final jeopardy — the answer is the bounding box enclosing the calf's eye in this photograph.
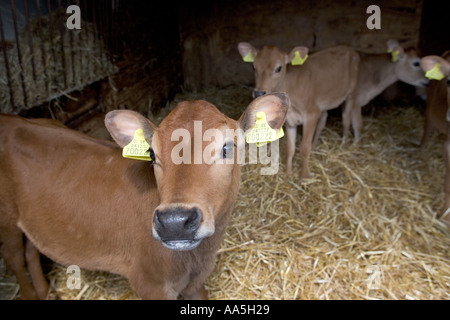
[148,148,156,163]
[222,143,234,159]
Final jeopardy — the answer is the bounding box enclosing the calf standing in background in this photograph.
[352,39,429,142]
[0,93,289,299]
[238,43,360,178]
[420,54,450,226]
[419,52,450,148]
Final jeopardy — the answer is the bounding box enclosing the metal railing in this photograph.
[0,0,119,114]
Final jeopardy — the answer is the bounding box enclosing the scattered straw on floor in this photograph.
[3,86,449,300]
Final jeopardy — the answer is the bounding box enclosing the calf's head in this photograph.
[387,39,429,88]
[238,42,308,98]
[105,94,289,251]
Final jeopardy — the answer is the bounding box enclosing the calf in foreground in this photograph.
[0,93,289,299]
[420,54,450,226]
[238,43,359,178]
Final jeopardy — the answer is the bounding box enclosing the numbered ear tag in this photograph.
[246,112,284,147]
[243,51,255,62]
[122,128,153,161]
[425,63,445,80]
[387,49,400,62]
[291,51,308,65]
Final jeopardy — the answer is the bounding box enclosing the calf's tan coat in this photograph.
[420,54,450,225]
[0,94,289,299]
[238,43,359,178]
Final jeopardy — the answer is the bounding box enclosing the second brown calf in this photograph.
[238,43,360,178]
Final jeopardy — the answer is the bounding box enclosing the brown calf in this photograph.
[419,52,450,148]
[0,93,289,299]
[238,43,360,178]
[352,39,428,142]
[420,54,450,226]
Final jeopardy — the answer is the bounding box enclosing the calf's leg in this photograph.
[0,230,38,299]
[300,112,321,179]
[25,238,50,299]
[312,111,328,149]
[285,125,298,175]
[182,284,208,300]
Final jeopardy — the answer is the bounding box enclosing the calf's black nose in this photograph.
[153,207,201,241]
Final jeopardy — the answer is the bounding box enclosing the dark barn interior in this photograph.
[1,0,449,300]
[1,0,448,137]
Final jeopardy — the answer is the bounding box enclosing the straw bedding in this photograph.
[1,86,449,300]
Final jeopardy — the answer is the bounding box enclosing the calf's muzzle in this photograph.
[153,207,202,251]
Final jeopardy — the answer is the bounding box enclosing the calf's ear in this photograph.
[238,42,258,62]
[421,55,450,78]
[287,46,309,65]
[386,39,405,61]
[105,110,157,148]
[239,93,290,132]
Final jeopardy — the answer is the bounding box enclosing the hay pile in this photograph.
[0,10,118,114]
[2,86,449,299]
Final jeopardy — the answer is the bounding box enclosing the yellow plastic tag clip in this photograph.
[425,63,445,81]
[243,51,255,63]
[122,128,153,161]
[291,51,308,66]
[387,49,400,62]
[246,112,284,147]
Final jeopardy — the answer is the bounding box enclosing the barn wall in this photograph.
[70,1,182,117]
[178,0,423,91]
[101,1,182,116]
[418,0,450,56]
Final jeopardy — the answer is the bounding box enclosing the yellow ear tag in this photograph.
[387,49,400,62]
[425,63,445,80]
[243,51,255,63]
[245,112,284,147]
[122,128,153,161]
[291,51,308,66]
